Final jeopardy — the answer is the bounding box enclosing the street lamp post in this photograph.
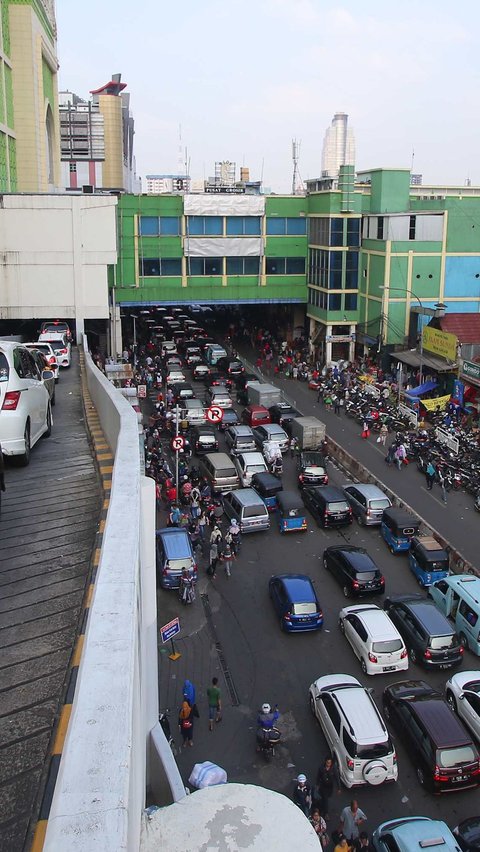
[131,314,137,368]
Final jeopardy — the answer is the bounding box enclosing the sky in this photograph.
[56,0,480,192]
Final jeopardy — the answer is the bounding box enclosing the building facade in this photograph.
[321,111,355,179]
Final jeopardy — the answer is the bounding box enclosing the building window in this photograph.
[409,215,416,240]
[188,257,223,275]
[226,216,261,235]
[226,257,260,275]
[344,292,358,310]
[139,258,182,276]
[345,251,359,289]
[187,216,222,236]
[329,251,343,289]
[139,216,181,236]
[330,218,344,247]
[266,257,306,274]
[266,217,307,236]
[69,162,77,173]
[309,217,330,245]
[377,217,384,239]
[328,293,341,310]
[346,219,360,247]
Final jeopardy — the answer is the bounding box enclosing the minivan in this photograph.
[384,594,464,669]
[383,680,480,794]
[156,528,197,589]
[428,575,480,655]
[222,488,270,533]
[225,425,256,456]
[198,452,239,493]
[205,344,228,366]
[343,483,392,526]
[302,486,352,529]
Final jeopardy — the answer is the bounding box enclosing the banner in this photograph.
[421,394,451,412]
[422,326,457,362]
[452,379,464,407]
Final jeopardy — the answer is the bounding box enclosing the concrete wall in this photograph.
[43,344,181,851]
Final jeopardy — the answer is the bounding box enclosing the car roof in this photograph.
[156,528,193,557]
[307,485,345,500]
[377,818,460,851]
[273,574,317,601]
[402,599,455,634]
[229,488,266,507]
[0,340,26,351]
[345,483,389,498]
[277,490,305,509]
[328,547,377,570]
[317,680,388,743]
[441,575,480,601]
[238,452,265,465]
[345,606,400,638]
[383,506,420,525]
[246,405,268,413]
[231,425,253,435]
[410,698,476,748]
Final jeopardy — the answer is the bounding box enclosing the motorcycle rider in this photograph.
[256,702,280,751]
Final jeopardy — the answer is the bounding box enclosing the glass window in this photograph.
[187,216,222,235]
[345,251,359,289]
[329,251,343,289]
[344,293,358,310]
[309,218,330,245]
[0,353,9,382]
[204,256,222,274]
[188,257,204,275]
[226,257,243,274]
[139,216,159,236]
[159,216,180,236]
[286,217,306,235]
[245,257,260,274]
[244,217,261,235]
[330,218,344,247]
[226,216,261,235]
[266,218,286,235]
[140,258,161,276]
[286,257,305,274]
[266,257,286,274]
[205,217,222,235]
[161,258,182,275]
[377,217,384,239]
[328,293,341,310]
[347,219,360,247]
[187,216,204,235]
[409,215,416,240]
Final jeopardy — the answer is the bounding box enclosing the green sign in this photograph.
[462,360,480,381]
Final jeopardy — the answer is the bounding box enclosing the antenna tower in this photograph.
[292,139,303,195]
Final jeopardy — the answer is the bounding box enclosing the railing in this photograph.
[43,340,184,852]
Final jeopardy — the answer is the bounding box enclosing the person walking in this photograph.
[394,442,406,470]
[309,808,329,848]
[289,436,298,459]
[315,755,341,819]
[425,459,436,491]
[324,393,333,411]
[437,467,448,504]
[340,800,367,845]
[208,540,219,578]
[222,540,235,577]
[206,676,222,731]
[378,423,388,446]
[385,442,396,466]
[293,773,312,817]
[178,696,199,748]
[333,393,341,415]
[361,420,370,440]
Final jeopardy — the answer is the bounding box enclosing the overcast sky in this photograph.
[56,0,480,192]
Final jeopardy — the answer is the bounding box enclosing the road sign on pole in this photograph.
[171,435,185,452]
[160,616,181,660]
[206,405,224,424]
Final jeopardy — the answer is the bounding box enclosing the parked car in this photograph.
[191,424,218,455]
[253,423,289,453]
[0,341,52,464]
[269,574,323,633]
[24,342,59,381]
[38,334,71,368]
[268,402,301,433]
[323,545,385,598]
[343,483,392,526]
[383,595,464,670]
[445,671,480,742]
[205,386,233,409]
[297,451,328,488]
[309,673,398,788]
[225,425,256,456]
[383,679,480,793]
[156,527,198,590]
[302,485,352,528]
[453,816,480,851]
[373,817,463,852]
[339,603,408,675]
[233,452,268,487]
[39,320,72,341]
[28,349,56,406]
[241,405,271,428]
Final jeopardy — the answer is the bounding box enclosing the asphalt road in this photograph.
[155,361,480,838]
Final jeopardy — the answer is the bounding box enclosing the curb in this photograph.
[30,353,113,851]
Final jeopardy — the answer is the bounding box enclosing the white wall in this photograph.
[0,194,117,329]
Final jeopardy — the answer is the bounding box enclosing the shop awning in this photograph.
[391,349,457,373]
[404,380,438,397]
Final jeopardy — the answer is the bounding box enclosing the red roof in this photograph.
[440,313,480,344]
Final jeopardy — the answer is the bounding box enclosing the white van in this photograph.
[205,344,228,366]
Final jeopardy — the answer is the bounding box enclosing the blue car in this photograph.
[269,574,323,633]
[372,817,461,851]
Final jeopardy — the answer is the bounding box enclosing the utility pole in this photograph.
[175,403,180,499]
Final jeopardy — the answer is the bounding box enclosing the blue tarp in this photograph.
[405,380,438,397]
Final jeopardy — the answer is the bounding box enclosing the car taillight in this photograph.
[324,476,329,484]
[393,750,397,764]
[433,765,449,782]
[2,391,21,410]
[352,580,359,589]
[380,575,385,584]
[459,645,465,655]
[283,520,288,529]
[368,652,378,663]
[346,756,354,770]
[324,510,329,517]
[299,474,303,481]
[58,348,67,354]
[400,648,408,659]
[284,613,292,622]
[424,649,432,659]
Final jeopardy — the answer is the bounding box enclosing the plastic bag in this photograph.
[376,436,382,443]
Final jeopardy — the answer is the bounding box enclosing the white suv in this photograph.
[338,604,408,676]
[309,673,398,788]
[38,333,71,368]
[0,341,52,464]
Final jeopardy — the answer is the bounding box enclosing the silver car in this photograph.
[252,423,289,453]
[343,483,391,526]
[233,452,268,487]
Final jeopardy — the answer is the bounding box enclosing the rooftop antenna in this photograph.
[292,139,303,195]
[177,124,184,175]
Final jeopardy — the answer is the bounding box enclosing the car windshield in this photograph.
[430,635,456,650]
[372,639,403,653]
[438,745,477,767]
[357,571,377,582]
[238,437,253,445]
[216,468,235,477]
[370,499,391,510]
[246,463,266,473]
[0,353,9,381]
[429,561,449,571]
[167,557,194,573]
[356,740,392,759]
[48,340,66,352]
[328,501,349,512]
[305,466,326,475]
[244,505,266,518]
[292,602,317,616]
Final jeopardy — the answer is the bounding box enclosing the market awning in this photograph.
[404,380,438,397]
[391,349,457,373]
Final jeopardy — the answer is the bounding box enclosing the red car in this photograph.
[240,405,271,427]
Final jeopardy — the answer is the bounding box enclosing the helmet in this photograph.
[297,774,307,784]
[261,703,271,714]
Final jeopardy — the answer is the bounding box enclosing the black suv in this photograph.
[383,595,463,670]
[235,373,260,405]
[216,357,244,377]
[202,370,233,390]
[383,680,480,793]
[302,486,352,529]
[190,425,218,455]
[323,546,385,597]
[269,402,301,434]
[297,451,328,488]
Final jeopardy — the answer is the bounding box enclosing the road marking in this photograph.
[420,486,447,507]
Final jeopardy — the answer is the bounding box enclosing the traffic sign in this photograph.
[171,435,185,452]
[160,617,180,644]
[206,405,224,424]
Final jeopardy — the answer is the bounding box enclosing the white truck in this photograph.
[247,382,282,408]
[289,416,326,450]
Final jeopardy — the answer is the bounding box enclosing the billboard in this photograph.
[422,326,457,362]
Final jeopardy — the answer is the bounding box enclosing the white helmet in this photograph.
[297,774,307,784]
[261,703,271,714]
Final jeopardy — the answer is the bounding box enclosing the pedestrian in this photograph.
[425,459,436,491]
[309,808,329,848]
[354,830,374,851]
[198,509,208,543]
[394,442,406,470]
[222,540,235,577]
[208,540,219,578]
[289,436,298,459]
[340,800,367,844]
[206,676,222,731]
[317,386,323,403]
[178,696,199,748]
[378,423,388,446]
[324,393,333,411]
[333,393,341,415]
[315,755,341,818]
[190,485,201,519]
[437,467,447,504]
[385,443,396,466]
[338,395,344,414]
[361,421,370,440]
[293,773,312,817]
[333,833,352,852]
[210,524,222,545]
[169,503,181,527]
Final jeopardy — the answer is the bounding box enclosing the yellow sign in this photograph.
[421,394,451,412]
[422,326,457,362]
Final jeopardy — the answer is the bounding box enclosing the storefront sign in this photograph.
[326,334,355,342]
[422,326,457,362]
[421,394,451,412]
[462,359,480,383]
[452,379,464,406]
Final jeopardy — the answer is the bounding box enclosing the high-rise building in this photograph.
[321,112,355,180]
[0,0,61,192]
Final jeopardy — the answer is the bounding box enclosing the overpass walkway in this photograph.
[0,350,103,852]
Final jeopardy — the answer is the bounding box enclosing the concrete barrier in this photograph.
[43,343,183,852]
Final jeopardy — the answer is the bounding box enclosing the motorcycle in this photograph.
[159,709,175,751]
[256,704,280,761]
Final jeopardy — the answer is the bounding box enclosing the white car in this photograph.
[38,333,71,368]
[206,388,233,409]
[445,671,480,741]
[339,604,408,675]
[24,342,59,381]
[309,673,397,788]
[252,423,289,453]
[233,452,268,487]
[166,370,186,385]
[0,341,52,464]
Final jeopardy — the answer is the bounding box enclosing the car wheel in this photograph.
[446,691,457,713]
[19,422,31,466]
[416,766,425,787]
[361,659,368,675]
[343,585,350,598]
[43,404,52,438]
[410,647,417,664]
[459,632,468,649]
[338,618,345,634]
[323,558,329,570]
[357,514,364,526]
